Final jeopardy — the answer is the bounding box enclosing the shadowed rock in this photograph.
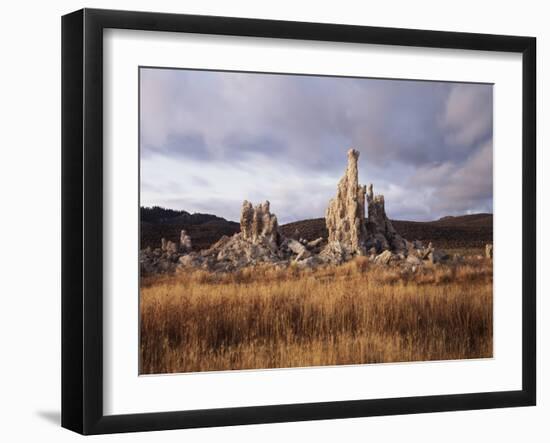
[366,183,407,252]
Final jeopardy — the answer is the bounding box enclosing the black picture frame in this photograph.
[61,8,536,435]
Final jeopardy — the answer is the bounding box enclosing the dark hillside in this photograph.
[140,206,492,251]
[392,214,492,249]
[140,206,239,250]
[280,214,492,250]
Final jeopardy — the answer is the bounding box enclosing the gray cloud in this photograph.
[222,132,287,160]
[142,132,208,160]
[442,84,493,148]
[140,68,493,222]
[407,139,493,218]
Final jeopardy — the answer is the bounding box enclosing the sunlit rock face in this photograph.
[325,148,368,255]
[240,200,279,247]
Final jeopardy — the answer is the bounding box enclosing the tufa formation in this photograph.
[179,230,192,253]
[140,148,453,275]
[321,148,406,263]
[325,149,367,255]
[240,200,280,247]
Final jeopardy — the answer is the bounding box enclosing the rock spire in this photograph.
[366,183,406,252]
[240,200,280,246]
[325,148,367,254]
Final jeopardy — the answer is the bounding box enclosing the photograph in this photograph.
[138,68,494,375]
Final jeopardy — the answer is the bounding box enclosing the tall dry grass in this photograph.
[140,257,492,374]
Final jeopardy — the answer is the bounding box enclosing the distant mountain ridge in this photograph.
[141,206,230,225]
[386,214,492,249]
[434,213,493,227]
[140,206,492,251]
[140,206,240,251]
[280,214,492,250]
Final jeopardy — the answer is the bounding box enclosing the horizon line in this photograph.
[140,205,493,225]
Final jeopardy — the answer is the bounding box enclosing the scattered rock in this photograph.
[452,254,465,264]
[406,255,422,266]
[374,249,394,265]
[419,242,434,260]
[165,240,178,254]
[485,243,493,259]
[288,239,311,258]
[178,254,197,267]
[307,237,324,248]
[435,249,450,262]
[318,241,350,265]
[295,249,312,262]
[140,240,180,275]
[295,256,317,268]
[209,235,231,252]
[429,248,449,264]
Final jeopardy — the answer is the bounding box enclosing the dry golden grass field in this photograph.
[140,254,492,374]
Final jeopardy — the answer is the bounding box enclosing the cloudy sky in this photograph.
[140,68,493,224]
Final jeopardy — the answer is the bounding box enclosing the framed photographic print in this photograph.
[61,8,536,435]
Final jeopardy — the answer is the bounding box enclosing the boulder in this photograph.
[306,237,324,249]
[374,249,393,265]
[295,256,317,268]
[178,254,198,267]
[428,249,449,264]
[295,249,311,262]
[288,239,310,258]
[318,241,349,265]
